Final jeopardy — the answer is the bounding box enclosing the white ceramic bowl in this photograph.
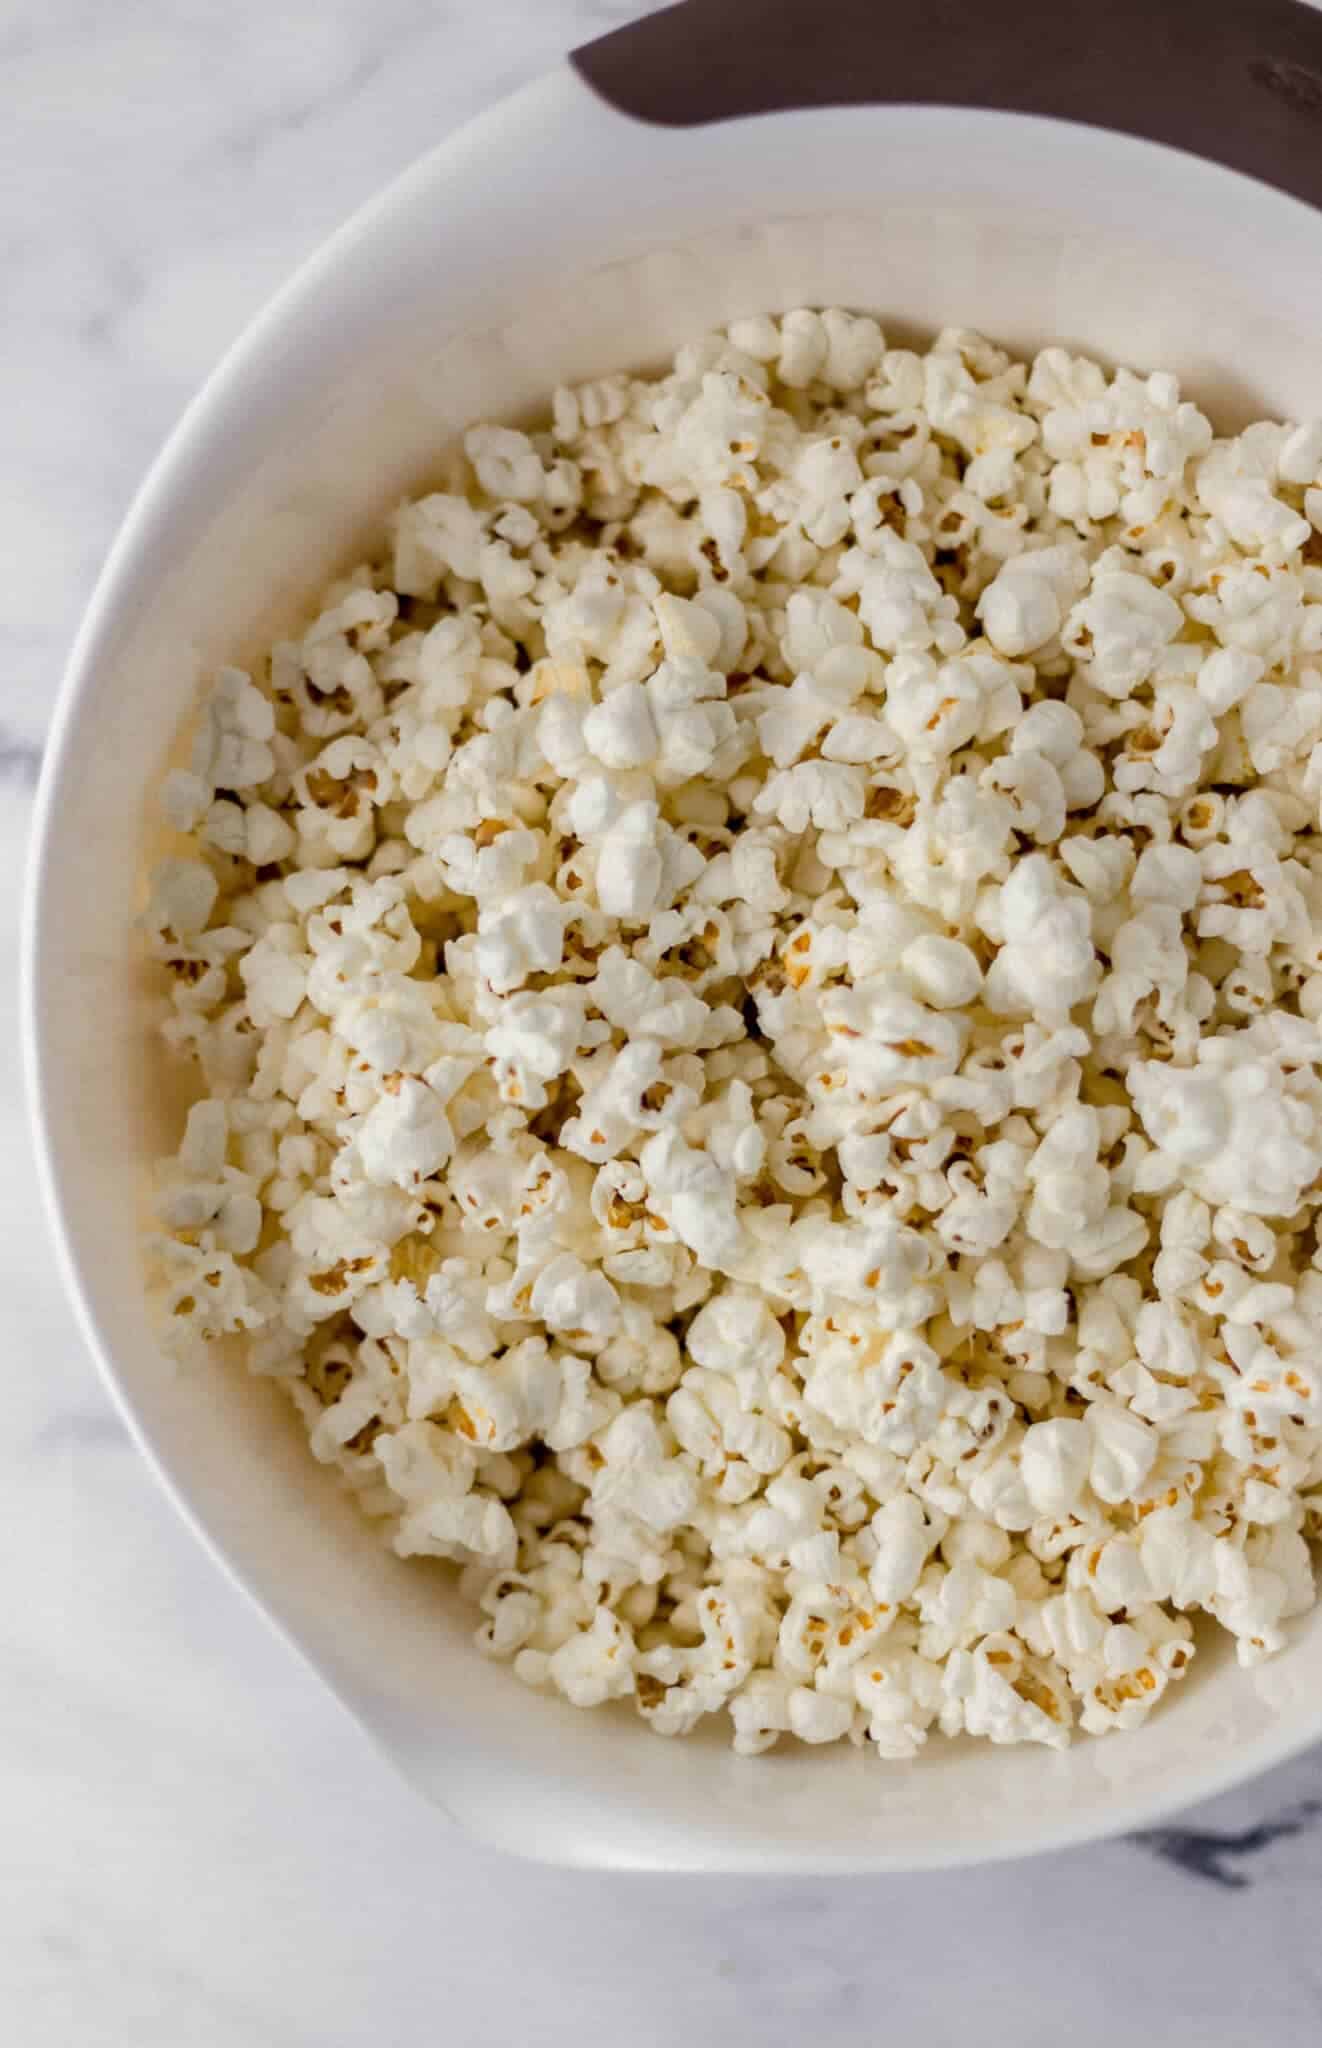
[26,0,1322,1871]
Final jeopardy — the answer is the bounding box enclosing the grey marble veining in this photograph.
[6,4,1322,2042]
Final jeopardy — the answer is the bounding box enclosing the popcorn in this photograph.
[1019,1419,1091,1517]
[983,855,1098,1021]
[868,1495,942,1604]
[581,681,658,770]
[465,424,546,503]
[686,1288,785,1377]
[476,884,567,993]
[899,933,983,1009]
[393,492,485,593]
[528,1253,620,1347]
[787,1686,855,1744]
[545,1608,637,1708]
[1086,1404,1159,1505]
[238,926,309,1026]
[1196,437,1313,555]
[189,667,276,792]
[148,316,1322,1766]
[595,800,664,919]
[976,543,1088,657]
[1131,1046,1322,1216]
[1063,570,1183,699]
[1197,646,1264,715]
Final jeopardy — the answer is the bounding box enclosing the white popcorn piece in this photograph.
[1278,420,1322,486]
[869,1496,942,1604]
[1197,646,1264,715]
[686,1288,786,1377]
[1130,841,1201,911]
[190,667,277,792]
[976,543,1088,657]
[1063,571,1183,699]
[1196,437,1313,555]
[595,800,665,920]
[476,884,567,993]
[582,681,658,770]
[1131,1048,1322,1217]
[546,1608,637,1708]
[1019,1419,1091,1517]
[393,492,486,593]
[465,423,546,503]
[1086,1404,1159,1506]
[787,1686,855,1745]
[356,1077,454,1188]
[899,933,983,1009]
[983,855,1098,1021]
[529,1253,621,1347]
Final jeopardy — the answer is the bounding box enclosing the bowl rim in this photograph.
[20,65,590,1816]
[22,66,1322,1869]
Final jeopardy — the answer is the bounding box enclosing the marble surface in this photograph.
[7,3,1322,2041]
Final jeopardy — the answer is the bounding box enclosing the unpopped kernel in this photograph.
[147,315,1322,1759]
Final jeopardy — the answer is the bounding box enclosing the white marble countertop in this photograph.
[7,3,1322,2041]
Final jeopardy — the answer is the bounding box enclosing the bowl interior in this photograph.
[30,83,1322,1869]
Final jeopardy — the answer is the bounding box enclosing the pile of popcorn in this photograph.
[147,312,1322,1757]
